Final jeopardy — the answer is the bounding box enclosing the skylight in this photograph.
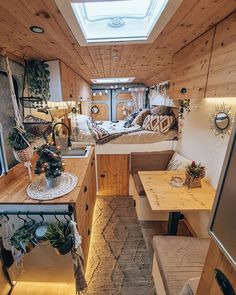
[54,0,183,45]
[71,0,168,43]
[91,77,135,84]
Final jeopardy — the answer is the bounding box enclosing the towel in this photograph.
[70,221,87,294]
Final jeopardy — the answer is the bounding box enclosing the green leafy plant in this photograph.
[186,161,205,179]
[35,144,64,179]
[10,224,37,253]
[25,59,50,100]
[8,127,32,150]
[45,222,73,248]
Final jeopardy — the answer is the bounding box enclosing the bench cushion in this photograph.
[153,236,210,295]
[133,173,146,196]
[131,150,174,174]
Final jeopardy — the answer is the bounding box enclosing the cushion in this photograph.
[167,152,192,171]
[132,109,150,126]
[151,105,170,116]
[153,236,210,295]
[180,278,200,295]
[133,173,146,196]
[90,123,109,140]
[143,115,174,133]
[131,150,174,174]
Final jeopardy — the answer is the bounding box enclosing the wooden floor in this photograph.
[11,200,192,295]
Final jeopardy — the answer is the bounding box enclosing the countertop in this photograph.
[0,147,94,204]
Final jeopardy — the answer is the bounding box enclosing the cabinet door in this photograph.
[169,28,214,99]
[206,12,236,98]
[60,62,76,101]
[97,154,130,196]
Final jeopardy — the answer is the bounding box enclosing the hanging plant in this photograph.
[25,59,50,100]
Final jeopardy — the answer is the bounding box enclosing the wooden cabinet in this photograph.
[74,150,96,269]
[205,12,236,98]
[47,60,91,102]
[196,240,236,295]
[97,154,130,196]
[169,28,215,99]
[60,61,76,100]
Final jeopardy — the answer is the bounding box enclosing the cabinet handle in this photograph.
[133,199,136,207]
[180,87,187,94]
[70,94,72,98]
[93,157,95,161]
[85,204,89,211]
[84,186,88,192]
[91,162,94,166]
[88,229,91,236]
[100,174,105,178]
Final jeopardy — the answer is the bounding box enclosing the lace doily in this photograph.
[27,172,78,200]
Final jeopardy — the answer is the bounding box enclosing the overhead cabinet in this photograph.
[205,12,236,98]
[47,60,91,102]
[169,28,215,100]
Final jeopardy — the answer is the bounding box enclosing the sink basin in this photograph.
[61,146,91,158]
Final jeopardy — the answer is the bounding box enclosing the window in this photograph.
[0,123,8,176]
[55,0,183,45]
[91,77,135,84]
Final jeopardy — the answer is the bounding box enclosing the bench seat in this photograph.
[152,236,210,295]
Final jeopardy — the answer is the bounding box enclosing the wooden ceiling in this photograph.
[0,0,235,85]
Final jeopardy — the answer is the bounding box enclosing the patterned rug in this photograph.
[85,197,156,295]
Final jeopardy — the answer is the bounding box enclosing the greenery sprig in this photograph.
[186,161,205,179]
[45,222,73,248]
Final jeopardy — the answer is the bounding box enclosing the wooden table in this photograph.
[138,170,216,235]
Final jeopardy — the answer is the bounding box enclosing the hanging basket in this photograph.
[13,146,33,163]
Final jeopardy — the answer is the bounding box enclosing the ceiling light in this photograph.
[91,77,135,84]
[105,89,108,93]
[99,92,102,96]
[30,26,45,34]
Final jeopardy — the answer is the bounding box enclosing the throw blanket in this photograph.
[87,120,142,144]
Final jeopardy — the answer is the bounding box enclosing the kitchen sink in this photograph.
[61,145,91,158]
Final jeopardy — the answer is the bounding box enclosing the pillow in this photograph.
[151,105,170,116]
[126,110,140,121]
[167,152,192,171]
[90,123,109,141]
[132,109,150,126]
[142,115,174,133]
[180,277,200,295]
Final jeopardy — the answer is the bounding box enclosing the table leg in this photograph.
[167,212,181,235]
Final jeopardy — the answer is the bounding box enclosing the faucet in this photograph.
[52,122,72,149]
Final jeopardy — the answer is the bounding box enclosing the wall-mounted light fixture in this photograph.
[30,26,45,34]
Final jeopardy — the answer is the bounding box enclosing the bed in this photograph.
[69,111,178,152]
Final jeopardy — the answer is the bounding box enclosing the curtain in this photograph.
[130,88,146,110]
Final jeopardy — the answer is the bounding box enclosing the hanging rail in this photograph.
[0,209,73,218]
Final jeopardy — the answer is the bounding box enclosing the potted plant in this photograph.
[34,144,64,188]
[45,222,74,255]
[185,161,205,188]
[8,127,33,163]
[10,223,38,254]
[25,59,50,100]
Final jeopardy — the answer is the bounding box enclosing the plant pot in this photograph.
[185,172,202,188]
[54,238,73,256]
[45,176,61,188]
[13,146,33,163]
[25,241,36,253]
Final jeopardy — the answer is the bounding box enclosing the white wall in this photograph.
[176,98,236,237]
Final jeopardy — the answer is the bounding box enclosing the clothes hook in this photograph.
[64,213,70,222]
[3,213,9,222]
[39,213,44,225]
[17,212,26,224]
[26,212,35,224]
[54,213,60,223]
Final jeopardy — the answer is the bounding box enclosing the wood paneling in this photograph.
[91,103,109,121]
[97,154,130,196]
[92,94,108,101]
[117,93,132,100]
[75,73,91,100]
[206,11,236,98]
[60,61,76,100]
[116,102,125,120]
[0,1,234,86]
[197,240,236,295]
[169,28,215,99]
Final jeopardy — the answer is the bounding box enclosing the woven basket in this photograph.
[13,146,33,163]
[185,172,202,188]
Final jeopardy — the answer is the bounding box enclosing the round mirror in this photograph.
[91,105,99,114]
[215,112,229,130]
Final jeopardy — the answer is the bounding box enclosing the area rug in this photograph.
[85,196,156,295]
